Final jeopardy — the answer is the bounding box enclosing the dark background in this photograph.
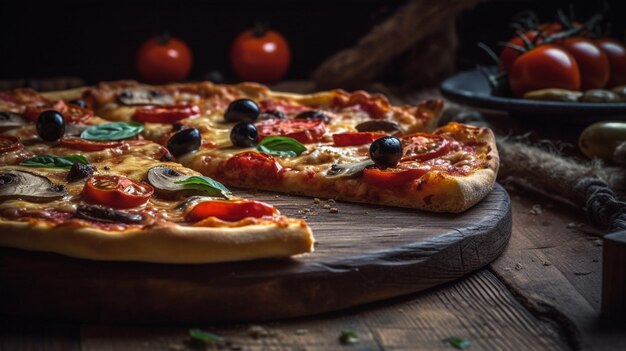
[0,0,623,86]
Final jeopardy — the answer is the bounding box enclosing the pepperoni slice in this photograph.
[59,137,123,152]
[332,132,385,147]
[132,104,200,123]
[362,166,431,188]
[255,118,326,144]
[185,199,278,222]
[400,133,451,162]
[0,135,22,153]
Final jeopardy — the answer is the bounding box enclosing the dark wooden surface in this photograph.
[0,185,510,323]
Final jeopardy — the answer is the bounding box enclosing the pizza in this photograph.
[0,81,499,263]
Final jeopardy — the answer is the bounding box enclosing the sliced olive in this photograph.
[0,111,26,131]
[295,110,330,123]
[580,89,620,103]
[258,109,287,120]
[0,170,67,202]
[167,128,201,157]
[66,163,96,182]
[117,89,174,106]
[230,122,259,147]
[356,120,400,133]
[579,121,626,163]
[523,89,582,102]
[36,110,65,142]
[224,99,260,123]
[76,204,143,224]
[369,136,402,167]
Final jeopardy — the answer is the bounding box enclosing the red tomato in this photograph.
[185,199,278,222]
[509,45,581,98]
[0,135,22,153]
[595,38,626,87]
[332,132,385,147]
[362,166,430,189]
[23,100,68,121]
[559,38,609,90]
[133,104,200,123]
[225,151,283,181]
[230,27,291,83]
[500,30,541,73]
[62,103,94,123]
[255,119,325,144]
[400,133,452,162]
[59,137,123,152]
[137,34,193,84]
[83,175,154,209]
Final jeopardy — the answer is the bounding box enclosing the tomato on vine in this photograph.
[137,33,193,84]
[230,24,291,83]
[595,38,626,87]
[559,37,609,90]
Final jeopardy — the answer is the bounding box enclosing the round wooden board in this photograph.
[0,184,511,323]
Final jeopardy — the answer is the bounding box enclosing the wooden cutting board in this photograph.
[0,184,511,323]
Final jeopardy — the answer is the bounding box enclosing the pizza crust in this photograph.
[0,219,314,264]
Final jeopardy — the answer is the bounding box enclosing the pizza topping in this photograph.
[117,89,174,106]
[0,135,23,153]
[83,175,154,209]
[23,100,68,121]
[326,159,375,179]
[185,199,278,222]
[369,136,402,167]
[0,111,26,131]
[224,99,260,123]
[81,122,144,141]
[257,136,306,157]
[66,163,96,182]
[255,118,326,144]
[132,104,201,123]
[333,132,385,147]
[258,109,287,120]
[36,110,66,142]
[225,152,283,181]
[147,166,231,199]
[167,128,201,157]
[63,104,94,124]
[20,154,88,169]
[295,110,330,124]
[75,204,144,224]
[355,120,400,134]
[230,121,259,147]
[400,133,452,162]
[59,137,124,151]
[69,99,87,108]
[362,166,431,188]
[0,170,67,202]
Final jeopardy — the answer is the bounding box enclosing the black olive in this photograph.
[295,110,330,123]
[258,109,287,120]
[224,99,260,123]
[369,136,403,167]
[36,110,65,142]
[230,122,259,147]
[167,128,201,157]
[66,163,96,182]
[69,99,87,108]
[76,204,144,224]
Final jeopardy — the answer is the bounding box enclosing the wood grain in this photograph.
[0,185,511,323]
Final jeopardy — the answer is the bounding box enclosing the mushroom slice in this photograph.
[147,166,231,199]
[325,159,375,179]
[0,170,67,202]
[355,120,400,134]
[0,111,26,132]
[117,89,174,106]
[76,204,144,224]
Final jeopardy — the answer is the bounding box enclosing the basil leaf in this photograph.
[175,175,232,198]
[339,329,359,345]
[257,136,306,157]
[81,122,144,141]
[189,329,223,343]
[20,154,88,169]
[445,337,470,349]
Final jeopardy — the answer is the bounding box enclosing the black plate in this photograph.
[440,67,626,121]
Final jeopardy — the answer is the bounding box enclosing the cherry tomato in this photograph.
[500,30,541,73]
[137,34,193,84]
[362,166,430,189]
[509,45,581,98]
[595,38,626,87]
[225,151,283,181]
[62,103,94,123]
[230,26,291,83]
[255,119,325,144]
[559,38,609,90]
[59,137,123,152]
[132,104,200,123]
[400,133,452,162]
[0,135,22,153]
[23,101,68,121]
[185,199,278,222]
[332,132,385,147]
[83,175,154,209]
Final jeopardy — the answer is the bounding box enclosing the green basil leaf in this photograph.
[257,136,306,157]
[81,122,144,141]
[175,175,232,198]
[339,329,359,345]
[445,337,470,349]
[189,329,223,343]
[20,154,88,169]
